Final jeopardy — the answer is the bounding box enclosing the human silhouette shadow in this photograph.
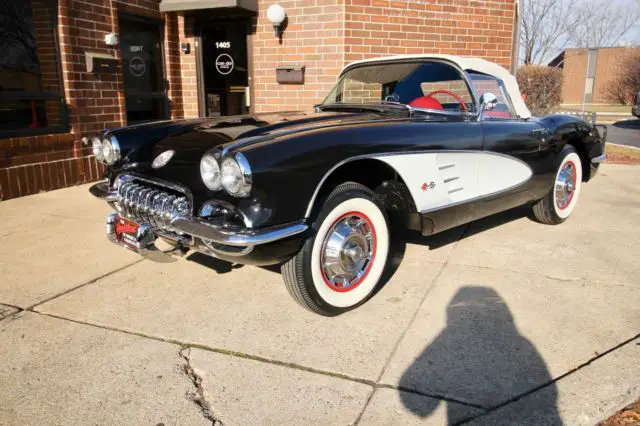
[399,287,561,425]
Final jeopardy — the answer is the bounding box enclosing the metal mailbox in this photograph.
[276,65,305,84]
[85,52,117,73]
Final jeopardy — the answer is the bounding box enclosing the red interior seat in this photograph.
[409,96,444,110]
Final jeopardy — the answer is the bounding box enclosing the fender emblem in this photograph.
[421,181,436,192]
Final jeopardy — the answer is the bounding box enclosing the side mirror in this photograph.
[480,92,498,111]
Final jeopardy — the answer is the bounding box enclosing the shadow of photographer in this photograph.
[399,286,561,425]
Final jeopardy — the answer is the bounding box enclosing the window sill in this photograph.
[0,126,71,140]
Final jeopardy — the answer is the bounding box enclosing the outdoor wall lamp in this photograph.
[267,4,286,37]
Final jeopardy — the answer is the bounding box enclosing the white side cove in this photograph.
[377,152,533,212]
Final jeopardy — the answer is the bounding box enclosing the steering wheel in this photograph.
[425,90,469,112]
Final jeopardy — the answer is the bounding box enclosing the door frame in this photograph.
[194,14,255,117]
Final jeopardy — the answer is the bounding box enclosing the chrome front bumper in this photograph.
[91,180,308,248]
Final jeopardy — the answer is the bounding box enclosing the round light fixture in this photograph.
[266,4,286,35]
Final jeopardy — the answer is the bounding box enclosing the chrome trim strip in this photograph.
[591,154,607,164]
[171,218,308,247]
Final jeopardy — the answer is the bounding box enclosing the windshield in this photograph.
[322,61,476,113]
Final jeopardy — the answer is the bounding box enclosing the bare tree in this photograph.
[567,0,640,48]
[520,0,577,64]
[604,52,640,104]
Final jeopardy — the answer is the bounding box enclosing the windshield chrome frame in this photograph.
[326,58,481,120]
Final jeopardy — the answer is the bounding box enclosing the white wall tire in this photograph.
[533,145,582,225]
[282,182,390,316]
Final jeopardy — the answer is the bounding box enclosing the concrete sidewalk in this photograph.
[1,164,639,425]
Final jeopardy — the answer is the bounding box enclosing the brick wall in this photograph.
[251,0,346,113]
[344,0,516,69]
[0,0,161,200]
[560,47,640,105]
[1,0,518,200]
[250,0,517,113]
[592,47,639,104]
[560,49,588,104]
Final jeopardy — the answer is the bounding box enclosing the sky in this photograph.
[524,0,640,64]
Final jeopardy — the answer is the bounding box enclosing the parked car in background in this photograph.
[633,92,640,118]
[89,55,607,316]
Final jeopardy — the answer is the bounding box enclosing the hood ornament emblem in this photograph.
[152,150,175,169]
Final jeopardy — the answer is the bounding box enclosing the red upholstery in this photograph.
[409,96,444,110]
[484,111,513,118]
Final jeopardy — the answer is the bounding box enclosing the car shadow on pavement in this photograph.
[186,205,533,299]
[399,286,561,425]
[186,252,245,274]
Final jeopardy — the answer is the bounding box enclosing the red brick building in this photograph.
[0,0,518,200]
[550,47,640,105]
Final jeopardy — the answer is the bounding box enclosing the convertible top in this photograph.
[341,54,532,119]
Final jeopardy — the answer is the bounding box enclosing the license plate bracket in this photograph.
[114,216,152,251]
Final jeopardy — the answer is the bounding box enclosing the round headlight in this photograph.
[221,153,251,197]
[101,136,121,165]
[200,151,222,191]
[102,138,114,163]
[92,137,104,161]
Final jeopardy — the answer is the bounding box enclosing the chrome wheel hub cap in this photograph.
[555,162,576,210]
[321,213,375,291]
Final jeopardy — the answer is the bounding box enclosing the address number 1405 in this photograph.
[216,41,231,49]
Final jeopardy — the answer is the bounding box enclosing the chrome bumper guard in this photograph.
[92,181,308,248]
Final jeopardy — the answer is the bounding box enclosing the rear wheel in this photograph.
[282,182,390,316]
[533,145,582,225]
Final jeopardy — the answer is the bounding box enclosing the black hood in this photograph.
[106,109,406,166]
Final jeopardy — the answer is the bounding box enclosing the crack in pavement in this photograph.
[179,347,224,426]
[16,308,640,425]
[458,333,640,425]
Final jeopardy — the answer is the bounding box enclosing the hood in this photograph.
[109,110,405,166]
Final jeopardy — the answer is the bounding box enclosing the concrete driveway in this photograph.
[1,164,639,425]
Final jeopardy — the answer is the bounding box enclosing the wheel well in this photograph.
[567,139,591,181]
[308,158,419,229]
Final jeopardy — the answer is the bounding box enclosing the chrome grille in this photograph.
[115,177,190,231]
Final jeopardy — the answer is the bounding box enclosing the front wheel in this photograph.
[282,182,390,316]
[533,145,583,225]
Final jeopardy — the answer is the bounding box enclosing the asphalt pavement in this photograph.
[603,119,640,148]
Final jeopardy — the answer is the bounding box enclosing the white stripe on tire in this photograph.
[553,152,582,219]
[310,198,389,308]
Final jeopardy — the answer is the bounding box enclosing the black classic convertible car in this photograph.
[90,54,607,316]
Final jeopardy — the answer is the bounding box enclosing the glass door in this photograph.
[201,20,250,117]
[119,15,168,124]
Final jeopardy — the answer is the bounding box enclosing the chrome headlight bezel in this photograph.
[91,136,104,161]
[200,150,222,191]
[221,152,252,197]
[100,135,121,165]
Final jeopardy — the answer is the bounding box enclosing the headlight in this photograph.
[200,151,222,191]
[221,153,252,197]
[101,136,121,165]
[91,137,104,161]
